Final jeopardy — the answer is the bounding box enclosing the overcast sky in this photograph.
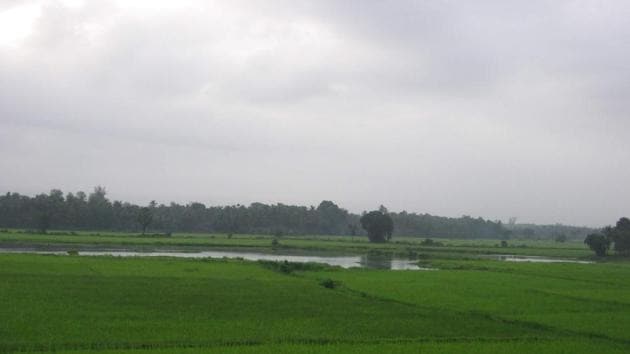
[1,0,628,226]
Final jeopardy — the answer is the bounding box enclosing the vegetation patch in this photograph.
[319,278,340,289]
[257,260,333,274]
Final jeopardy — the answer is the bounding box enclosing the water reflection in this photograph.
[360,252,393,269]
[359,251,431,270]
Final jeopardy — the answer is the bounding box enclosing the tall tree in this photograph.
[88,186,112,229]
[137,207,153,235]
[33,195,51,233]
[360,211,394,243]
[611,217,630,255]
[316,201,348,235]
[584,233,610,257]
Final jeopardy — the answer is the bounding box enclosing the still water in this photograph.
[0,248,426,270]
[488,255,593,264]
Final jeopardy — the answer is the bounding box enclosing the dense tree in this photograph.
[88,186,113,229]
[0,188,511,239]
[137,207,153,235]
[360,211,394,243]
[348,223,358,236]
[507,223,597,241]
[584,233,610,257]
[316,201,348,235]
[390,212,508,239]
[33,193,52,233]
[608,217,630,255]
[554,234,567,243]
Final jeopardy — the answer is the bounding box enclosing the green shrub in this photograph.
[258,260,330,274]
[420,238,444,247]
[319,278,339,289]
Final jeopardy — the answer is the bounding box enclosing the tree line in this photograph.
[1,187,510,238]
[504,220,598,241]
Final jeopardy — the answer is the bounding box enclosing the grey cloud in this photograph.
[1,0,629,226]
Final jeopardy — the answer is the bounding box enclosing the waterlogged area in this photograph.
[0,247,596,268]
[0,248,425,270]
[488,254,593,264]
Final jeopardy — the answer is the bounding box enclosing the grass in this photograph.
[1,254,551,353]
[1,230,627,353]
[16,340,630,354]
[0,230,593,259]
[303,260,630,342]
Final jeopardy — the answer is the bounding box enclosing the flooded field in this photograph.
[0,248,425,270]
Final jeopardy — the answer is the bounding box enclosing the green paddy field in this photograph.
[1,231,628,353]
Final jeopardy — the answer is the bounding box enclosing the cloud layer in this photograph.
[1,0,629,226]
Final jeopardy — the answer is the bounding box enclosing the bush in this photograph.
[554,234,567,243]
[420,238,443,247]
[271,238,280,247]
[48,231,75,236]
[500,240,508,248]
[137,233,172,238]
[319,278,339,289]
[67,250,79,256]
[258,260,330,274]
